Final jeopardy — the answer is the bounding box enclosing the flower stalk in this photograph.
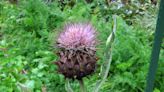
[65,78,73,92]
[79,79,86,92]
[94,15,117,92]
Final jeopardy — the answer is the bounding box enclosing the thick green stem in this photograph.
[79,79,86,92]
[65,79,73,92]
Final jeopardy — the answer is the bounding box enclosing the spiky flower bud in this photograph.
[55,23,97,80]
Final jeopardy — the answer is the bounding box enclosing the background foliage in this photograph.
[0,0,163,92]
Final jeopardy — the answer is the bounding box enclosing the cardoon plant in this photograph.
[54,23,98,92]
[55,23,97,80]
[54,15,116,92]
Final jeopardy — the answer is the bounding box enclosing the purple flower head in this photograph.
[57,23,96,49]
[55,22,98,80]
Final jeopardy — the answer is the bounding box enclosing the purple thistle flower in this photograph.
[57,23,96,49]
[55,23,98,80]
